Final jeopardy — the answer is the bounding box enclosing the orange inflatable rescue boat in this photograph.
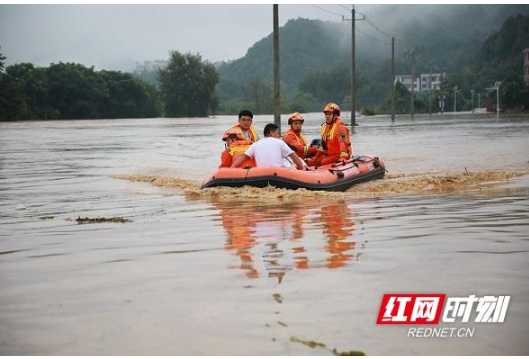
[201,154,385,192]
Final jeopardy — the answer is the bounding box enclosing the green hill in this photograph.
[475,13,529,83]
[218,18,349,93]
[216,5,529,114]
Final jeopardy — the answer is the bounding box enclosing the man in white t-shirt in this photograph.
[230,123,306,170]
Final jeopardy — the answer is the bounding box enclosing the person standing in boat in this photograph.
[282,112,318,161]
[306,103,352,167]
[230,123,306,170]
[225,109,259,143]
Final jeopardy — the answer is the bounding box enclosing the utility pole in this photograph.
[350,6,356,128]
[453,86,459,113]
[343,6,364,129]
[391,37,396,121]
[428,67,432,116]
[273,4,280,132]
[497,86,499,115]
[478,93,481,109]
[411,51,415,118]
[495,81,501,116]
[471,89,475,113]
[440,69,446,115]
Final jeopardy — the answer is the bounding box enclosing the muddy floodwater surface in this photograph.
[1,113,529,355]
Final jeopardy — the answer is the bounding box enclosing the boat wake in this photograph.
[110,170,528,201]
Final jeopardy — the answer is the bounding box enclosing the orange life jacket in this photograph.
[320,117,352,160]
[282,129,317,159]
[220,139,256,168]
[227,124,259,143]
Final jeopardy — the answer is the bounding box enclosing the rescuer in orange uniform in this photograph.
[225,109,259,143]
[306,103,352,167]
[219,129,256,168]
[282,112,318,160]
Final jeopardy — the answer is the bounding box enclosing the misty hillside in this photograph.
[217,4,529,100]
[218,18,349,92]
[474,13,529,82]
[382,4,529,72]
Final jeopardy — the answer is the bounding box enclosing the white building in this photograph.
[395,75,420,93]
[134,60,168,73]
[396,73,445,93]
[420,73,443,91]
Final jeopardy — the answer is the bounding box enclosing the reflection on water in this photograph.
[215,200,360,281]
[320,203,357,269]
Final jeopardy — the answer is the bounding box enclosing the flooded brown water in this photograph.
[1,113,529,355]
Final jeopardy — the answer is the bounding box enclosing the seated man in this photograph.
[219,129,256,168]
[306,102,352,167]
[225,109,259,143]
[282,112,318,160]
[231,123,305,170]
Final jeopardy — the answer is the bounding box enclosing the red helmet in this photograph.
[288,112,305,125]
[222,129,244,141]
[323,102,340,116]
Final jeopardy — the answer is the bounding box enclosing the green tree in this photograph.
[475,14,529,83]
[133,69,161,88]
[245,78,273,114]
[100,70,161,118]
[44,62,108,119]
[1,58,162,120]
[0,47,5,73]
[298,66,350,105]
[6,63,55,119]
[0,48,28,120]
[377,82,415,114]
[159,51,219,117]
[500,73,525,110]
[287,91,318,113]
[217,76,245,103]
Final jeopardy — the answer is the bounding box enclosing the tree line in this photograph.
[0,50,218,121]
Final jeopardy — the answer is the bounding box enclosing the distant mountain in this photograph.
[218,18,349,94]
[380,4,529,73]
[474,13,529,83]
[451,13,529,111]
[217,5,529,105]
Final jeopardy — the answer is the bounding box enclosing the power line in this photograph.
[337,4,352,12]
[365,17,392,40]
[309,4,386,45]
[311,5,415,56]
[310,4,391,44]
[310,4,345,18]
[352,5,392,40]
[356,26,387,45]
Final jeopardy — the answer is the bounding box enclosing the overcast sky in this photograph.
[1,4,377,71]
